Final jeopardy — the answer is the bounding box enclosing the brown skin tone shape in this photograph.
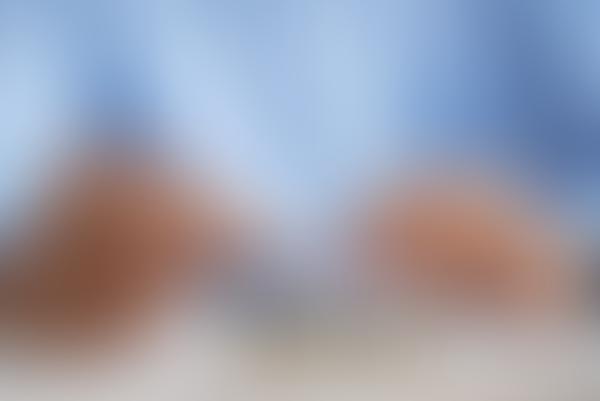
[364,175,573,318]
[1,154,244,348]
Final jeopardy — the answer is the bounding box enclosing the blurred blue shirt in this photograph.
[1,0,599,235]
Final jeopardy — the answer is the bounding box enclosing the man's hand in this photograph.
[364,174,572,316]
